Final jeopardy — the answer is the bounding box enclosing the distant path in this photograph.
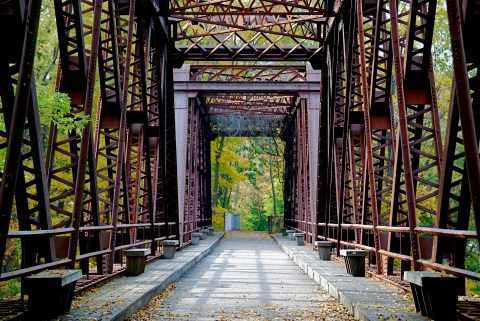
[129,231,355,320]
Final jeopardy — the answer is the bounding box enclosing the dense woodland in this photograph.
[211,137,284,231]
[0,0,479,296]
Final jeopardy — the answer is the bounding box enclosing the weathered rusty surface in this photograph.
[316,0,479,285]
[0,0,479,313]
[0,0,179,285]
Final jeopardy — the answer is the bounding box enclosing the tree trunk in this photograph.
[269,137,278,216]
[212,136,225,207]
[42,46,58,83]
[222,187,230,209]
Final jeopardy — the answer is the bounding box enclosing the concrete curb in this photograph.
[272,235,425,321]
[66,233,224,321]
[115,234,224,321]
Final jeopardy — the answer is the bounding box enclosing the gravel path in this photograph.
[128,231,356,320]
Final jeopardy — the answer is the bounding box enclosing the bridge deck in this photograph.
[129,231,355,320]
[274,235,426,321]
[64,234,223,320]
[65,232,427,321]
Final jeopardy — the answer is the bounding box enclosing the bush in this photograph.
[0,278,20,298]
[212,213,225,231]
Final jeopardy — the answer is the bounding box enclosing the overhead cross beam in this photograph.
[189,65,308,82]
[168,0,331,15]
[168,0,326,63]
[174,64,319,137]
[205,93,298,136]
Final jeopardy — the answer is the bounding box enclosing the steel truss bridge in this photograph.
[0,0,479,309]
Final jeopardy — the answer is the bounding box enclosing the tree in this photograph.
[210,136,284,231]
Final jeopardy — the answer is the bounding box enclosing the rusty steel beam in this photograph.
[168,0,330,16]
[1,0,479,299]
[0,0,52,274]
[169,0,325,62]
[127,4,157,255]
[386,0,443,276]
[355,0,383,273]
[150,21,169,243]
[174,81,320,92]
[175,45,322,62]
[198,105,210,227]
[316,42,333,241]
[172,15,322,41]
[0,0,181,286]
[189,65,308,82]
[433,0,480,273]
[299,99,312,241]
[340,0,369,249]
[94,0,132,273]
[388,0,421,271]
[163,34,181,241]
[185,97,212,230]
[366,0,395,274]
[281,96,311,241]
[283,107,298,231]
[47,0,104,274]
[66,0,104,273]
[175,74,312,139]
[184,98,200,242]
[0,9,57,271]
[315,0,479,285]
[334,0,357,255]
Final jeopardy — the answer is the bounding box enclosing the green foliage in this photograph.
[212,213,225,231]
[417,211,435,227]
[432,0,452,75]
[34,0,90,135]
[37,86,89,134]
[36,1,59,84]
[211,137,285,231]
[0,279,20,298]
[263,180,284,215]
[465,240,480,295]
[242,194,268,231]
[432,0,453,137]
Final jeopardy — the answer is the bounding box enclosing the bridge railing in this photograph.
[317,223,480,284]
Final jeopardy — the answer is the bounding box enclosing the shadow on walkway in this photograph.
[129,231,355,320]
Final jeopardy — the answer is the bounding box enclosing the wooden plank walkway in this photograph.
[128,232,355,320]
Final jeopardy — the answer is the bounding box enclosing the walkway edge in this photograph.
[66,233,224,321]
[117,234,224,321]
[272,235,425,321]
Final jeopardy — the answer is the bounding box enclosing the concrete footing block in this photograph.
[199,229,209,239]
[315,241,333,260]
[25,269,82,320]
[294,233,305,246]
[207,227,214,236]
[124,248,151,276]
[286,229,296,240]
[404,271,460,320]
[191,232,203,245]
[161,240,179,259]
[340,249,368,277]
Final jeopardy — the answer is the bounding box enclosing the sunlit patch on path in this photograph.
[128,231,355,320]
